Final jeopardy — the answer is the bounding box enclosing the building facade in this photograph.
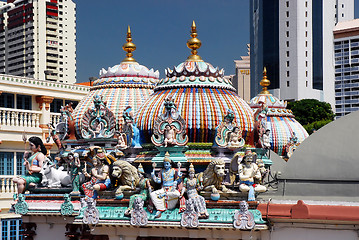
[0,74,89,211]
[250,0,354,108]
[333,19,359,118]
[233,44,251,102]
[0,0,76,84]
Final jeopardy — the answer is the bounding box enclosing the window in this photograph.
[16,152,25,175]
[306,61,308,67]
[287,81,290,87]
[342,4,344,8]
[306,81,308,87]
[342,13,344,17]
[0,93,14,108]
[305,11,308,17]
[0,152,14,175]
[286,61,290,67]
[305,1,308,7]
[305,21,308,27]
[305,41,308,47]
[305,51,308,57]
[286,71,290,77]
[16,94,32,110]
[305,31,308,37]
[1,218,23,240]
[286,41,289,47]
[306,71,308,77]
[286,31,289,37]
[50,98,63,113]
[286,11,289,17]
[286,21,289,27]
[286,1,289,7]
[286,51,290,57]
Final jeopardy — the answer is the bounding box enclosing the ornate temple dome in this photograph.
[249,69,308,156]
[135,21,254,143]
[73,26,159,138]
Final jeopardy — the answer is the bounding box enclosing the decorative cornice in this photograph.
[91,83,155,90]
[36,96,54,110]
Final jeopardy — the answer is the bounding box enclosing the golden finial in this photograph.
[186,21,203,61]
[260,67,271,94]
[122,25,136,62]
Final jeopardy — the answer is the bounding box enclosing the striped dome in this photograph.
[135,60,254,143]
[249,93,308,156]
[73,62,159,139]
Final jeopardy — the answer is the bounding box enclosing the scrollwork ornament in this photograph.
[233,201,255,230]
[14,194,29,215]
[180,198,199,228]
[82,198,100,225]
[61,193,74,216]
[130,198,148,226]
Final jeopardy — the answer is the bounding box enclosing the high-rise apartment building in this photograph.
[0,0,76,83]
[250,0,354,108]
[333,19,359,118]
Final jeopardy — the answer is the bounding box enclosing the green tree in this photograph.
[287,99,334,133]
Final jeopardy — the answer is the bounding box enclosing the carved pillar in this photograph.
[21,222,37,240]
[35,95,54,148]
[65,224,81,240]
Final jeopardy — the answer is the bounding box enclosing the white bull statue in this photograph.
[40,159,72,188]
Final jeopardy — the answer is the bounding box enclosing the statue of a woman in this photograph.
[181,164,209,218]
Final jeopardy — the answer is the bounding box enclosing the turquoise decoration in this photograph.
[76,206,265,225]
[14,194,29,215]
[61,193,74,216]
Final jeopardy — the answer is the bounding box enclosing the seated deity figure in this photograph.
[262,129,271,149]
[239,151,266,201]
[163,124,176,147]
[181,163,209,218]
[150,153,182,218]
[227,127,243,148]
[82,150,111,199]
[116,133,127,150]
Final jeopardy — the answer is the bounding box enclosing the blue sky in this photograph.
[75,0,359,83]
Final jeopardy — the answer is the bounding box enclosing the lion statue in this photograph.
[111,160,140,198]
[196,159,228,193]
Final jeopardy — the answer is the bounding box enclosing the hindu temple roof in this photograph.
[249,69,308,156]
[73,27,159,138]
[135,21,254,143]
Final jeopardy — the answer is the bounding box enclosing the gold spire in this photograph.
[186,21,203,61]
[122,25,136,62]
[260,67,271,94]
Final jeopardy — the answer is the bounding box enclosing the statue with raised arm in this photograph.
[68,152,81,195]
[150,152,182,218]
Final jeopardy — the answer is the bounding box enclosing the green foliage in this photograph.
[287,99,334,125]
[303,119,333,134]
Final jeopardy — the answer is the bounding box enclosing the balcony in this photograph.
[0,108,41,128]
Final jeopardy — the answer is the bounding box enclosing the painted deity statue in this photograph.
[181,164,209,218]
[262,129,271,149]
[215,109,244,149]
[151,97,188,147]
[82,149,111,199]
[13,136,46,194]
[239,151,266,201]
[125,164,151,216]
[253,102,268,148]
[122,106,141,148]
[150,153,182,218]
[68,152,81,195]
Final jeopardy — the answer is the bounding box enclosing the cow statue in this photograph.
[40,159,72,188]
